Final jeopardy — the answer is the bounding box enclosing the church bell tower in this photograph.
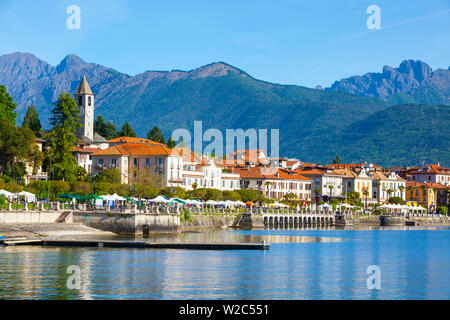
[74,75,94,141]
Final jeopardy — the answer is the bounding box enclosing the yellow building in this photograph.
[406,181,447,212]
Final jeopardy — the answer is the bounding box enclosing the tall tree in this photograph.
[0,85,17,125]
[167,136,176,148]
[147,126,165,144]
[119,122,136,137]
[0,120,43,182]
[44,92,81,181]
[332,156,341,164]
[22,105,42,137]
[94,115,119,140]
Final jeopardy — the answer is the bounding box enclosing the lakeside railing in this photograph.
[0,201,447,219]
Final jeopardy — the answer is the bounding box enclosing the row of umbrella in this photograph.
[378,203,426,211]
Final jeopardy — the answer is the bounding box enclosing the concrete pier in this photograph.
[1,238,270,250]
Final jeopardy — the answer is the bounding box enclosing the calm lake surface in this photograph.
[1,227,449,300]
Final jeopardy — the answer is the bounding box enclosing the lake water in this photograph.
[0,227,449,300]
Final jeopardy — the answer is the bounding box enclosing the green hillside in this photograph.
[290,104,450,167]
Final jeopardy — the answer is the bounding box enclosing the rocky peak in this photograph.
[0,52,53,81]
[189,62,245,79]
[397,60,433,83]
[56,54,86,73]
[329,59,448,101]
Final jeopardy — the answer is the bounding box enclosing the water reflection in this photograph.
[0,227,449,300]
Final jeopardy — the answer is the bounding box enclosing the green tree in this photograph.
[438,206,448,215]
[222,190,241,201]
[119,122,136,137]
[167,136,176,148]
[49,180,70,200]
[95,168,121,184]
[0,120,44,181]
[283,193,297,201]
[22,105,42,137]
[205,188,223,201]
[332,156,341,164]
[69,181,91,195]
[147,126,165,144]
[27,180,49,200]
[346,191,360,205]
[94,115,119,140]
[388,196,405,205]
[44,92,81,181]
[188,188,208,201]
[235,189,265,204]
[160,186,186,199]
[0,85,17,125]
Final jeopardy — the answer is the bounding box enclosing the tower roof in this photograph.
[75,75,93,95]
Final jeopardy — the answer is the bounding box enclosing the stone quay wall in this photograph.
[0,211,65,223]
[72,211,180,235]
[180,214,239,231]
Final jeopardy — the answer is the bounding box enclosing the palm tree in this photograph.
[398,185,405,199]
[328,185,334,201]
[264,181,272,198]
[407,185,416,202]
[314,188,320,208]
[375,182,381,203]
[362,189,369,209]
[444,188,450,212]
[387,188,393,201]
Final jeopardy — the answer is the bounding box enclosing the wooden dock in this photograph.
[1,238,270,250]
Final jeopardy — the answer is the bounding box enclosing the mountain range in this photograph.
[0,52,449,167]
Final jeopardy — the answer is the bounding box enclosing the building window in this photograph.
[111,158,117,167]
[133,158,138,168]
[98,158,104,165]
[145,158,150,168]
[158,157,163,167]
[78,96,82,106]
[88,96,92,106]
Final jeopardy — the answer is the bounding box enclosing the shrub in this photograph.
[389,197,405,205]
[437,206,448,215]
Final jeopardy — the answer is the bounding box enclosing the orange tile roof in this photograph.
[295,168,344,176]
[91,143,174,157]
[72,146,100,153]
[326,163,382,169]
[228,149,269,164]
[233,166,311,181]
[406,181,448,189]
[409,164,450,175]
[171,147,205,163]
[108,136,166,146]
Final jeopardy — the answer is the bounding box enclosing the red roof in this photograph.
[233,166,311,181]
[406,181,448,189]
[409,164,450,175]
[326,163,382,169]
[72,146,100,153]
[108,136,166,146]
[91,143,174,156]
[295,167,344,176]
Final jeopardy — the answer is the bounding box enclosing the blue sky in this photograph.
[0,0,449,87]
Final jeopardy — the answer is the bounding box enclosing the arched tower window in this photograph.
[78,96,82,106]
[88,96,92,106]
